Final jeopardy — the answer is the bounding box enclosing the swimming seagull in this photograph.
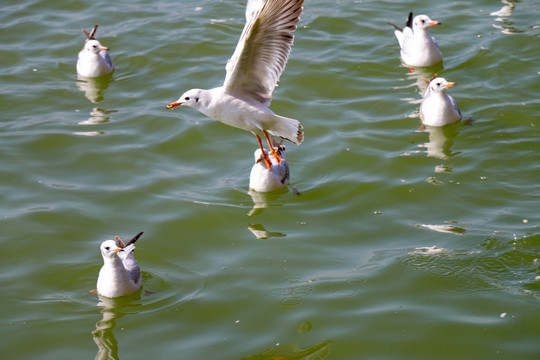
[167,0,305,171]
[77,25,114,78]
[388,12,442,67]
[420,77,461,127]
[97,231,144,298]
[249,145,290,192]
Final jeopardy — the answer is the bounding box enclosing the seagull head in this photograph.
[428,77,456,94]
[100,239,122,259]
[413,15,441,30]
[167,89,203,109]
[84,39,109,54]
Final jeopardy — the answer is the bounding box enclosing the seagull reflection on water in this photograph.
[76,74,112,104]
[247,188,290,217]
[419,124,460,160]
[76,74,117,129]
[406,66,443,98]
[78,107,117,126]
[248,223,286,240]
[92,295,125,360]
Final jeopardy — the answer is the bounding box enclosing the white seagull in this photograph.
[250,145,290,192]
[420,77,461,127]
[97,231,144,298]
[388,12,442,67]
[167,0,304,171]
[77,25,114,78]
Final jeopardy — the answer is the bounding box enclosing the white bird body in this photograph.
[389,13,442,67]
[420,77,461,127]
[77,25,113,78]
[185,87,301,141]
[250,146,290,192]
[168,0,304,170]
[96,233,143,298]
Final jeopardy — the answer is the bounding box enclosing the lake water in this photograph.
[1,0,539,359]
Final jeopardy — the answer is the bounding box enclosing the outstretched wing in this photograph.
[223,0,304,105]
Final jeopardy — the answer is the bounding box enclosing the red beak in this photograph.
[429,21,441,26]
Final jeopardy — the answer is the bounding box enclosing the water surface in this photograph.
[1,0,539,359]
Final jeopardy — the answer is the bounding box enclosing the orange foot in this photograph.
[254,133,273,170]
[263,130,282,164]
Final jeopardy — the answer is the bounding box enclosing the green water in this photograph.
[1,0,539,359]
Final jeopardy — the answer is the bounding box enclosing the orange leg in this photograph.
[255,133,273,170]
[262,130,282,164]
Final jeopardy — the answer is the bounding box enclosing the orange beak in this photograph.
[114,248,122,252]
[429,21,441,26]
[167,101,181,109]
[445,82,457,88]
[100,46,109,51]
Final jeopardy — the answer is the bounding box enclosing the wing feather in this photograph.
[223,0,304,105]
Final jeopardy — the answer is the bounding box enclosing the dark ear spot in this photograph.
[195,97,199,103]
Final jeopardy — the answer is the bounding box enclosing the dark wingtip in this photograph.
[88,25,99,40]
[387,22,402,32]
[406,12,413,28]
[126,231,144,246]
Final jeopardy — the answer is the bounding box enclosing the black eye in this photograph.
[185,97,190,101]
[105,246,110,250]
[421,19,425,23]
[436,82,441,86]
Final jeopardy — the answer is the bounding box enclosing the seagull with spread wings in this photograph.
[167,0,304,170]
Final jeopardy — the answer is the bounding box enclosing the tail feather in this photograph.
[268,115,304,145]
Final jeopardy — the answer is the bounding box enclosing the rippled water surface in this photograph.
[1,0,539,359]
